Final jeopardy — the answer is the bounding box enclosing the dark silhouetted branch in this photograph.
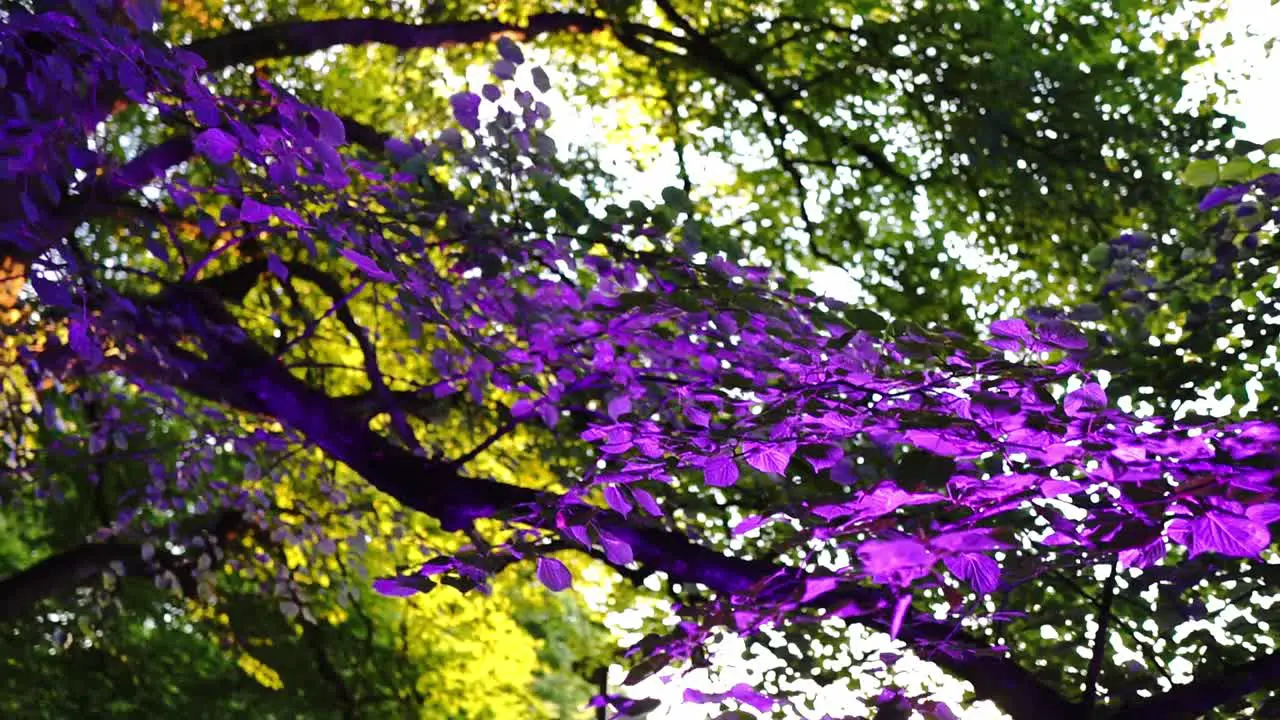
[0,510,246,623]
[1083,560,1119,714]
[43,286,1084,720]
[0,543,138,623]
[184,13,609,72]
[1106,652,1280,720]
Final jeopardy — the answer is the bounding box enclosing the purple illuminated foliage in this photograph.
[2,4,1279,720]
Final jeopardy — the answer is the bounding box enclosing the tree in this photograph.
[2,3,1278,720]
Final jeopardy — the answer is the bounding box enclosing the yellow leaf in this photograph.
[236,653,284,690]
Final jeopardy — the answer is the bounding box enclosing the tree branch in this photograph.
[46,287,1082,720]
[1106,652,1280,720]
[0,510,246,623]
[1083,559,1118,713]
[0,542,138,623]
[183,12,609,72]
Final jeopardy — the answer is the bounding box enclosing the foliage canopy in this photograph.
[1,2,1279,720]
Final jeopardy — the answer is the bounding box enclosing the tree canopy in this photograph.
[1,1,1279,719]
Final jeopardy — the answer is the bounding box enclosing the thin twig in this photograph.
[1083,559,1119,714]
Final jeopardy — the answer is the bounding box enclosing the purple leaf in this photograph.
[1043,532,1079,547]
[496,37,525,65]
[384,137,414,160]
[30,275,72,308]
[1041,479,1085,497]
[968,392,1022,423]
[600,427,633,454]
[1064,382,1107,417]
[607,395,632,419]
[743,440,796,475]
[850,483,944,522]
[631,487,662,516]
[373,578,418,597]
[802,576,839,602]
[831,461,858,486]
[117,62,148,100]
[1037,320,1089,350]
[531,67,552,93]
[683,684,774,713]
[943,554,1000,593]
[931,529,1007,553]
[1199,185,1248,211]
[803,444,844,472]
[266,254,289,281]
[732,514,777,535]
[492,59,517,80]
[194,128,238,165]
[310,108,346,146]
[69,317,102,368]
[684,404,711,427]
[604,485,633,516]
[510,399,535,418]
[450,92,482,131]
[1069,303,1104,321]
[536,557,572,592]
[240,197,273,224]
[704,455,740,487]
[725,684,775,713]
[858,539,936,586]
[272,206,308,227]
[1247,503,1280,525]
[564,525,591,547]
[600,531,634,565]
[339,248,395,282]
[123,0,161,29]
[922,701,960,720]
[987,318,1031,350]
[1170,512,1270,558]
[1118,539,1166,569]
[19,192,39,224]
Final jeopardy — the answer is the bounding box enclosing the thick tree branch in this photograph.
[1106,652,1280,720]
[183,12,609,71]
[45,287,1082,720]
[0,542,138,623]
[193,257,418,447]
[0,510,246,623]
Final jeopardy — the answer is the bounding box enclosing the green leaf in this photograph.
[1087,243,1112,268]
[617,291,656,310]
[841,308,888,332]
[1220,157,1254,182]
[1233,139,1263,154]
[661,185,692,212]
[669,290,702,312]
[1181,158,1219,187]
